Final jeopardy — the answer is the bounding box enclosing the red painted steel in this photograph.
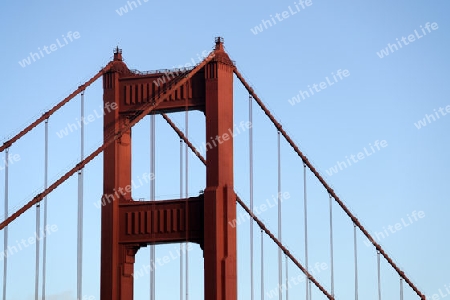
[118,197,204,245]
[101,38,237,299]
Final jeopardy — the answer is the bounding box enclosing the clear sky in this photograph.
[0,0,449,299]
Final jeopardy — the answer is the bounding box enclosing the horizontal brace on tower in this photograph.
[117,69,207,114]
[118,196,204,247]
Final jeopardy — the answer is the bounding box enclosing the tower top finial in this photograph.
[113,46,123,61]
[215,37,224,51]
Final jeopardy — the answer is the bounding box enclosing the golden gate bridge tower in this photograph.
[100,38,237,299]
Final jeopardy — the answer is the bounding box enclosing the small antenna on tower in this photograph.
[113,45,123,61]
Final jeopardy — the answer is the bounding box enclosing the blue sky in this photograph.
[0,0,449,299]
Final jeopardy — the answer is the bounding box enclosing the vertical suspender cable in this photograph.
[249,94,254,300]
[179,139,184,300]
[309,275,312,300]
[329,194,334,297]
[35,162,41,300]
[285,255,289,300]
[185,109,189,300]
[377,251,381,300]
[277,131,282,300]
[42,119,49,300]
[261,229,264,300]
[303,163,309,300]
[150,114,156,300]
[77,90,85,300]
[400,279,403,300]
[3,148,9,300]
[354,224,358,300]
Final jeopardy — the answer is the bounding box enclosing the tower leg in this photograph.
[120,245,138,299]
[101,67,133,300]
[203,50,237,300]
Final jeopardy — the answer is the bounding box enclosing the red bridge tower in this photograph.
[101,37,237,300]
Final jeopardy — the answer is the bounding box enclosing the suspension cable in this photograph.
[400,279,404,300]
[161,113,335,300]
[42,119,49,300]
[35,161,41,300]
[377,251,381,300]
[184,106,189,300]
[304,163,309,300]
[309,278,312,300]
[354,224,358,300]
[77,90,85,300]
[0,66,111,154]
[249,94,254,300]
[261,229,264,300]
[233,68,426,300]
[286,255,289,300]
[150,114,156,300]
[179,139,184,300]
[3,148,9,300]
[329,194,334,297]
[277,131,282,300]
